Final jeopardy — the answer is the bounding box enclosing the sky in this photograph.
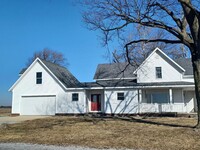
[0,0,113,106]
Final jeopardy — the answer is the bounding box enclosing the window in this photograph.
[117,92,124,100]
[72,93,79,101]
[146,93,169,104]
[36,72,42,84]
[156,67,162,79]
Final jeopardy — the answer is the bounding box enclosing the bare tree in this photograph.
[27,48,68,67]
[81,0,200,128]
[112,26,187,64]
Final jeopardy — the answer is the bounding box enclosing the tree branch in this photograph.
[125,39,182,48]
[102,21,129,32]
[103,12,193,48]
[150,2,182,29]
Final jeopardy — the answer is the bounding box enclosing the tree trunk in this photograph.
[192,54,200,128]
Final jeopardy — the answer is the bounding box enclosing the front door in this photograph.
[91,94,101,111]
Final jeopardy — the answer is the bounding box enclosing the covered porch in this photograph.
[139,87,196,113]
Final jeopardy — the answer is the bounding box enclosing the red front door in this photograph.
[91,94,101,111]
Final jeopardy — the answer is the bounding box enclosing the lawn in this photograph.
[0,116,200,150]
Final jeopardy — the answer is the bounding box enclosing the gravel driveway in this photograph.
[0,143,134,150]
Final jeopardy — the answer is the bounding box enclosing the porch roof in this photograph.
[82,80,136,87]
[81,80,194,88]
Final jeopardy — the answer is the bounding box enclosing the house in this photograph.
[9,47,196,115]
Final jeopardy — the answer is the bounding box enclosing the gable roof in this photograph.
[93,48,193,80]
[41,60,82,88]
[133,47,185,74]
[93,62,138,80]
[175,58,193,75]
[9,58,82,91]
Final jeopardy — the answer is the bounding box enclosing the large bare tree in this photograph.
[112,26,187,64]
[81,0,200,128]
[27,48,68,67]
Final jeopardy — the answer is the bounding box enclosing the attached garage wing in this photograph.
[20,96,56,115]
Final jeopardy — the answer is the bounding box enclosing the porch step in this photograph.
[86,112,105,118]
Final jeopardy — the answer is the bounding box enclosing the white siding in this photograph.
[137,51,183,83]
[11,60,86,115]
[57,90,86,114]
[104,89,138,114]
[184,91,195,112]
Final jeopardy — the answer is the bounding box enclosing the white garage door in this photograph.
[20,96,56,115]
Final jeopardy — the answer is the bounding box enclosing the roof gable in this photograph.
[93,48,188,80]
[9,58,82,91]
[133,47,185,74]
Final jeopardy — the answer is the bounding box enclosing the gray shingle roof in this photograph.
[82,80,194,88]
[19,56,193,89]
[175,58,193,75]
[94,57,193,80]
[19,68,27,75]
[20,59,82,88]
[93,62,138,80]
[41,60,82,88]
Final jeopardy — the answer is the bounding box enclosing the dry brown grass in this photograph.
[0,116,200,150]
[0,108,11,116]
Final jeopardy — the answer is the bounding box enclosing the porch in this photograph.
[139,88,196,113]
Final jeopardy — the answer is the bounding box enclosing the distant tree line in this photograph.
[0,106,11,108]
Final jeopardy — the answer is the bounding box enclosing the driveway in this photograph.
[0,143,133,150]
[0,116,49,125]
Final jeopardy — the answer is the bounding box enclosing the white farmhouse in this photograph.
[9,48,196,115]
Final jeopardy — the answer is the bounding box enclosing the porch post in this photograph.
[84,90,88,113]
[169,88,173,104]
[85,90,89,114]
[169,88,173,112]
[138,89,142,113]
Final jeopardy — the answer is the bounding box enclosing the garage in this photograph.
[20,96,56,115]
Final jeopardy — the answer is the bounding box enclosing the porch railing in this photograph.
[139,103,193,113]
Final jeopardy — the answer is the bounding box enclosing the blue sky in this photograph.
[0,0,113,106]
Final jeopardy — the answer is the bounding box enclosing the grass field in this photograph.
[0,108,11,116]
[0,115,200,150]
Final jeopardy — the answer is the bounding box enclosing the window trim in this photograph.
[117,92,125,100]
[156,67,162,79]
[72,93,79,101]
[36,72,42,84]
